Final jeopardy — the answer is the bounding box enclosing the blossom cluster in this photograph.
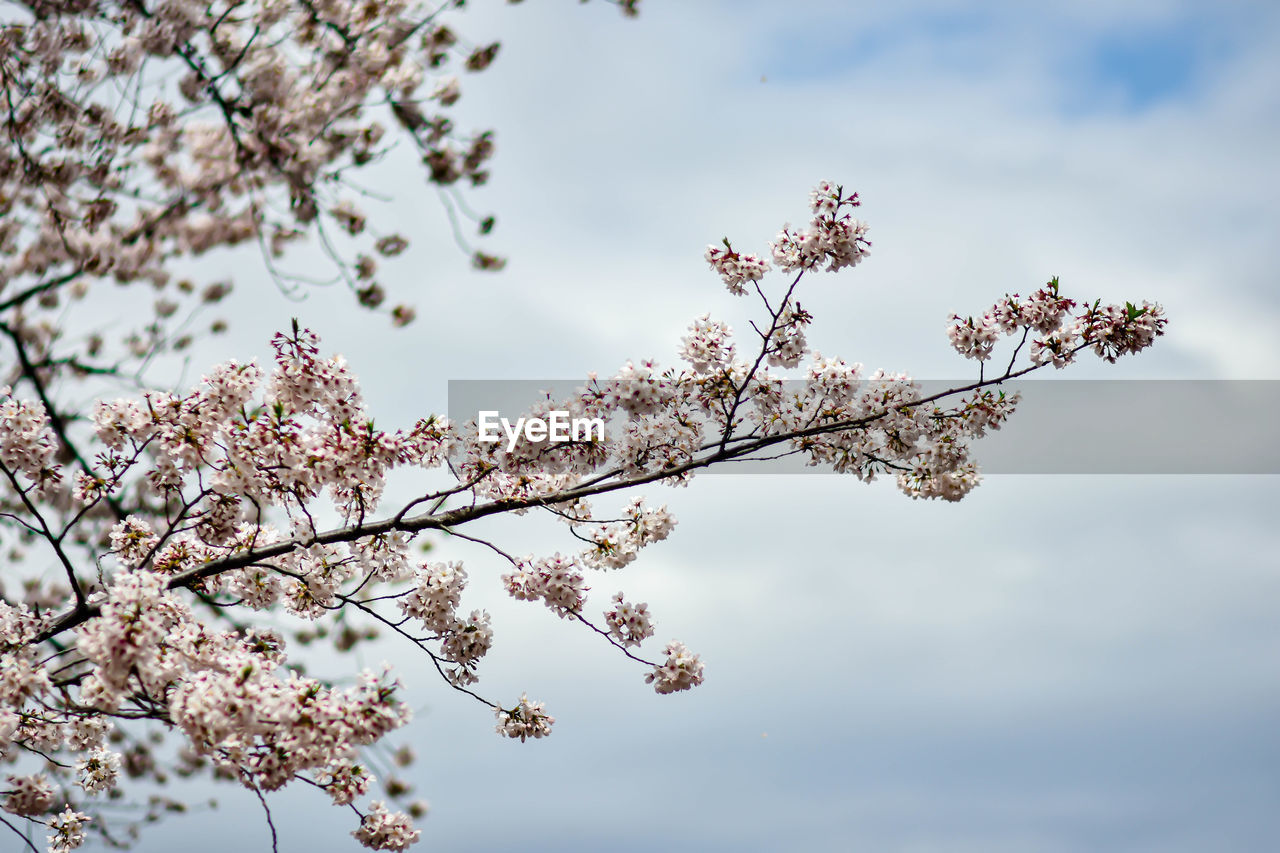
[0,388,60,495]
[681,314,736,373]
[603,593,656,648]
[4,773,55,817]
[386,556,493,686]
[495,694,556,742]
[353,801,421,852]
[948,278,1166,369]
[503,554,589,618]
[770,182,871,274]
[645,641,706,694]
[705,241,772,295]
[577,498,676,570]
[91,327,450,525]
[48,808,91,853]
[399,562,469,633]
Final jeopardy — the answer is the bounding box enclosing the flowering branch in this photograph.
[0,176,1164,851]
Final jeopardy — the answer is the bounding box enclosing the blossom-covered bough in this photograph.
[0,0,633,388]
[0,0,1168,849]
[0,174,1165,850]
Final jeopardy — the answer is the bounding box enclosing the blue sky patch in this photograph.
[1082,23,1209,111]
[748,5,1239,119]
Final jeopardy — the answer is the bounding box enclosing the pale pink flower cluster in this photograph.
[809,180,841,216]
[770,181,870,274]
[396,560,492,684]
[399,562,469,633]
[895,388,1022,501]
[946,314,1002,362]
[438,611,494,685]
[3,773,54,816]
[77,571,187,699]
[603,594,656,648]
[503,554,588,618]
[612,395,705,480]
[680,314,735,373]
[67,562,415,813]
[355,533,414,583]
[767,305,813,369]
[317,762,374,807]
[0,387,60,494]
[495,693,555,741]
[169,665,411,794]
[601,359,677,417]
[705,242,771,295]
[90,328,450,529]
[47,807,91,853]
[227,564,284,611]
[991,284,1075,335]
[64,717,110,753]
[75,747,121,795]
[578,498,676,570]
[0,604,55,718]
[806,354,865,403]
[947,279,1165,369]
[352,801,421,852]
[108,517,160,569]
[744,361,1016,502]
[1028,319,1086,369]
[1083,301,1168,363]
[280,541,361,620]
[950,282,1074,362]
[645,641,705,694]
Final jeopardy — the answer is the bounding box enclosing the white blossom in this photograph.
[76,747,121,795]
[352,801,420,851]
[495,693,555,741]
[645,641,705,694]
[47,807,91,853]
[2,774,54,816]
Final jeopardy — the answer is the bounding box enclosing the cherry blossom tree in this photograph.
[0,2,1165,851]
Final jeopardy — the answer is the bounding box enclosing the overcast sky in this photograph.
[113,2,1280,851]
